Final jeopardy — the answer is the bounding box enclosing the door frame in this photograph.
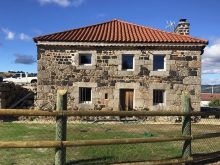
[119,89,134,111]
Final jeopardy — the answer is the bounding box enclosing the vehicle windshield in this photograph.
[28,73,37,77]
[12,74,20,78]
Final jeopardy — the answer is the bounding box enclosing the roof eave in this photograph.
[35,41,208,48]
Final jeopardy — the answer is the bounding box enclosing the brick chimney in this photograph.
[174,19,190,35]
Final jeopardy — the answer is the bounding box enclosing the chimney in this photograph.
[174,19,190,35]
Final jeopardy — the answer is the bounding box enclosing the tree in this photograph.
[209,98,220,107]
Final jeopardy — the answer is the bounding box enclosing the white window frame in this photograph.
[122,54,134,71]
[153,89,166,106]
[79,87,92,104]
[79,54,92,66]
[153,55,166,71]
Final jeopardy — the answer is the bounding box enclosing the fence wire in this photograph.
[0,120,54,164]
[192,117,220,155]
[65,120,182,163]
[0,148,54,165]
[0,113,219,164]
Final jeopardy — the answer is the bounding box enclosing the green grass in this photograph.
[0,123,219,164]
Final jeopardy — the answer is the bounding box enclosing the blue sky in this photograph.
[0,0,220,84]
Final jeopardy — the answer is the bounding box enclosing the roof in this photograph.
[33,19,208,44]
[201,93,220,101]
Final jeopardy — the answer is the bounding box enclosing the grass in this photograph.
[0,122,219,164]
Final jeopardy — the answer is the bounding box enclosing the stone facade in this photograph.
[36,45,202,112]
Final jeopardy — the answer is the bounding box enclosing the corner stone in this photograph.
[183,76,200,85]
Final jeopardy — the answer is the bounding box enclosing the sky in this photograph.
[0,0,220,84]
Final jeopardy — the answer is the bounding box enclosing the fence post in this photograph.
[182,92,191,159]
[55,90,67,165]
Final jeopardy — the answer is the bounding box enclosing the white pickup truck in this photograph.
[3,72,37,84]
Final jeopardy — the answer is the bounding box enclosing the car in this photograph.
[3,72,37,84]
[201,107,220,118]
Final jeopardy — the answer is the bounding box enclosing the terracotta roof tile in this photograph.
[33,19,208,44]
[201,93,220,101]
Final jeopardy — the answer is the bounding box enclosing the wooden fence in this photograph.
[0,90,220,165]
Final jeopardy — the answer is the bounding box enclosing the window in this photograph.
[122,55,134,70]
[12,74,20,78]
[153,55,165,71]
[22,73,26,77]
[153,90,165,105]
[79,54,92,65]
[105,93,108,99]
[28,73,37,77]
[79,87,92,103]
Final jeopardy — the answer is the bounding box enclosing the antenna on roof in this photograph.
[165,20,176,32]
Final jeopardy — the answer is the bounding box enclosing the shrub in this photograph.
[209,98,220,107]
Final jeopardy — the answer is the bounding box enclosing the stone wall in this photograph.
[36,45,202,112]
[0,82,34,109]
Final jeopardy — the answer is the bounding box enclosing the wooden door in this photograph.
[120,89,134,111]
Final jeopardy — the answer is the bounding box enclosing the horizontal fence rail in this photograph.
[0,133,220,149]
[0,92,220,165]
[0,109,220,117]
[0,136,191,148]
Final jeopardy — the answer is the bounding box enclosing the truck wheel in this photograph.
[31,79,37,84]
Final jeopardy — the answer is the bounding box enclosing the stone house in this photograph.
[33,19,208,112]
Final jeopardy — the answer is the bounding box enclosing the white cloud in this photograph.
[19,33,31,41]
[1,28,15,40]
[202,77,220,85]
[72,0,84,7]
[37,0,85,7]
[14,54,36,65]
[1,28,31,41]
[202,39,220,74]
